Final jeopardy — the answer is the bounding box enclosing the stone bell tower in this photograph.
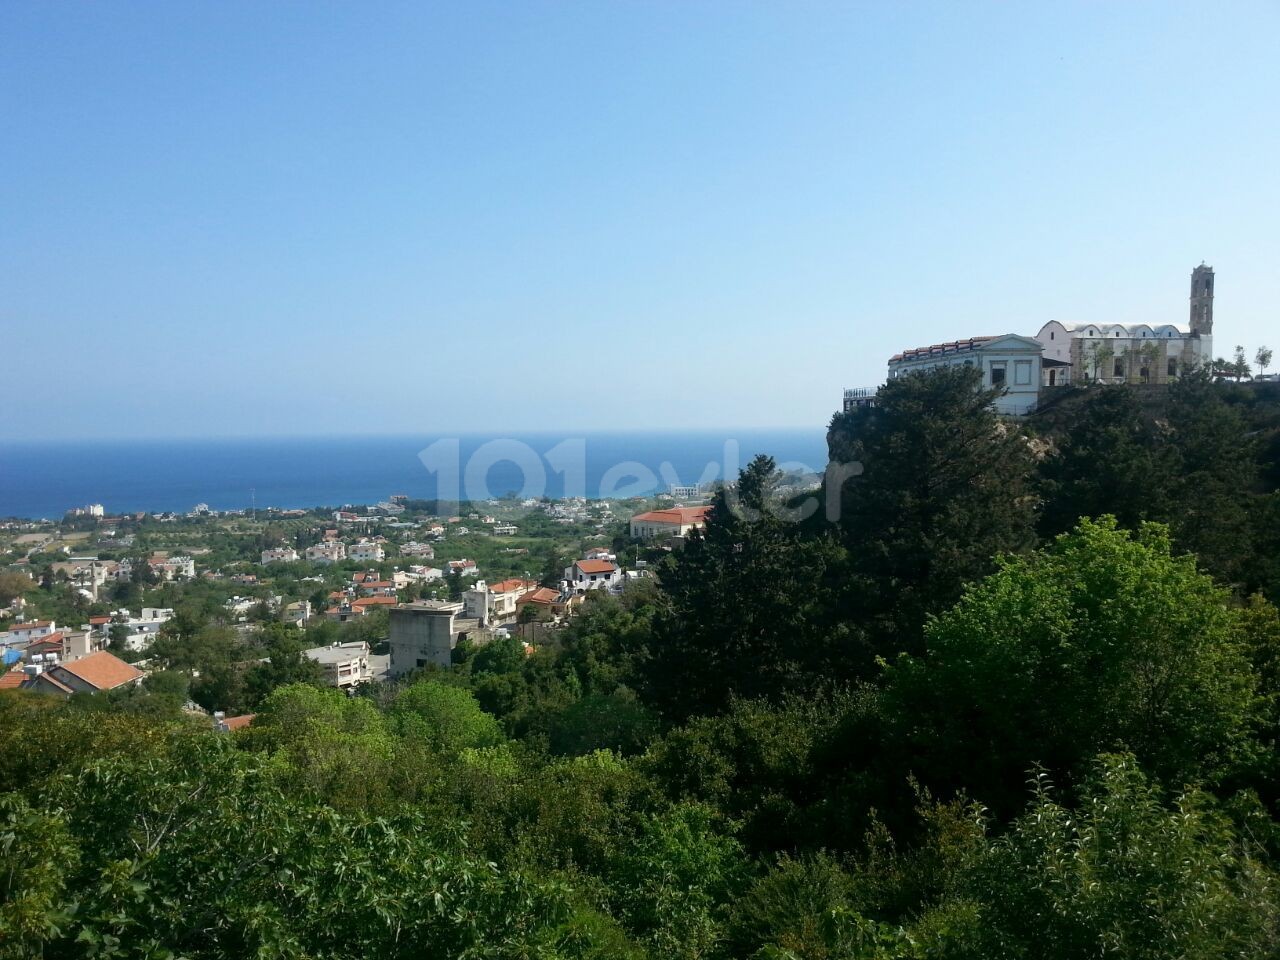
[1190,263,1214,337]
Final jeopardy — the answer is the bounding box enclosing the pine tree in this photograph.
[826,364,1037,656]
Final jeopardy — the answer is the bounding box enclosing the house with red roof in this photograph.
[21,650,143,697]
[564,558,621,594]
[629,506,712,540]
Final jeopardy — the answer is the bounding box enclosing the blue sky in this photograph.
[3,1,1278,440]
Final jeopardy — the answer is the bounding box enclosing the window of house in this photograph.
[1015,360,1032,385]
[990,364,1007,387]
[1050,331,1055,340]
[1168,358,1178,376]
[1114,358,1125,377]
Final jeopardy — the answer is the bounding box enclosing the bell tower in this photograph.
[1190,263,1214,337]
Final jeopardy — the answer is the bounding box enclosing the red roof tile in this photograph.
[631,506,712,525]
[573,559,617,575]
[54,651,143,691]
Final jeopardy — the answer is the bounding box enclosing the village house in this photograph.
[348,540,385,562]
[399,541,436,559]
[305,541,346,564]
[261,546,299,564]
[564,559,622,594]
[20,650,144,697]
[214,712,255,732]
[3,619,58,645]
[463,578,538,626]
[629,506,713,540]
[281,600,311,627]
[303,640,370,690]
[145,554,196,580]
[406,564,443,582]
[354,576,397,598]
[447,559,479,579]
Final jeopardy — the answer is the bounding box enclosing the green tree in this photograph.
[883,518,1265,817]
[242,621,324,706]
[1258,345,1274,378]
[644,455,851,719]
[389,680,504,755]
[915,755,1280,959]
[1087,339,1115,380]
[1164,373,1258,587]
[1234,344,1251,381]
[0,571,32,607]
[1037,385,1173,537]
[827,364,1037,657]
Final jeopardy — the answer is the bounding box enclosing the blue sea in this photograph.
[0,430,831,519]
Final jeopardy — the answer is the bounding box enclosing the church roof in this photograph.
[1055,321,1189,336]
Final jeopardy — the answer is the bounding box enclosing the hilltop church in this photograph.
[1035,263,1215,385]
[868,265,1217,415]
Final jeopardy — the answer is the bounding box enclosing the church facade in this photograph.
[1034,264,1215,385]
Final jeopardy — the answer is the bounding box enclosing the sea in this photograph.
[0,429,831,520]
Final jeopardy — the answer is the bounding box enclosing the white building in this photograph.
[406,564,443,582]
[447,559,479,579]
[150,556,196,580]
[1034,265,1215,386]
[348,540,385,562]
[281,600,312,626]
[261,547,299,565]
[564,559,621,594]
[305,541,347,564]
[886,334,1046,415]
[630,506,712,540]
[3,620,57,645]
[399,541,436,559]
[303,641,370,690]
[463,578,537,625]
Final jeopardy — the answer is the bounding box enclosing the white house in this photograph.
[564,559,621,594]
[3,620,57,644]
[261,547,299,565]
[406,564,444,582]
[447,559,479,579]
[151,556,196,580]
[303,641,370,690]
[887,334,1046,415]
[348,540,385,562]
[305,541,347,564]
[463,578,537,625]
[400,541,436,559]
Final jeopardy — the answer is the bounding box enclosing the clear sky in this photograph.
[3,1,1278,441]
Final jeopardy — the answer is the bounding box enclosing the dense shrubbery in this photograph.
[7,371,1280,957]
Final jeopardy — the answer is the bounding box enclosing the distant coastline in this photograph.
[0,429,830,520]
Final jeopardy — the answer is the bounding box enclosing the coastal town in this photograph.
[0,489,712,710]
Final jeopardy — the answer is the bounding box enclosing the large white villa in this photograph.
[886,334,1047,415]
[870,264,1215,415]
